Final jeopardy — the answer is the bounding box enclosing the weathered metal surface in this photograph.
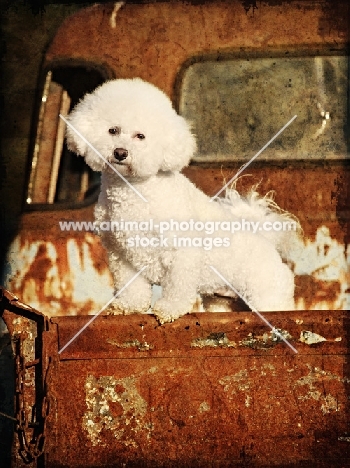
[45,1,349,100]
[48,311,349,467]
[55,310,347,359]
[1,288,349,466]
[0,288,50,466]
[5,207,114,317]
[46,356,349,467]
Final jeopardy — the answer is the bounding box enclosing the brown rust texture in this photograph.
[1,297,349,466]
[54,311,347,359]
[43,311,349,467]
[183,162,349,240]
[45,1,349,100]
[0,288,49,466]
[6,205,114,317]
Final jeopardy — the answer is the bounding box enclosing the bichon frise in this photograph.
[66,78,297,323]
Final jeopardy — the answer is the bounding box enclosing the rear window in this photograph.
[179,55,349,162]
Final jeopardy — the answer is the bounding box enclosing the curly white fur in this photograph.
[66,78,297,323]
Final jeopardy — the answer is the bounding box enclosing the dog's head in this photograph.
[66,78,196,177]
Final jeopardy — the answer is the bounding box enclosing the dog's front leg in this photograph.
[153,249,200,323]
[108,253,152,314]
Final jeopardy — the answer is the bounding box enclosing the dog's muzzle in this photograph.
[114,148,128,162]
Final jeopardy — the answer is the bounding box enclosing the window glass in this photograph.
[179,56,349,161]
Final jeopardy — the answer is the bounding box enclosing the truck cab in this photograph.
[0,1,349,466]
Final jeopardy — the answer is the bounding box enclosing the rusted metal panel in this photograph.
[45,355,349,467]
[1,287,349,467]
[54,311,348,360]
[5,207,114,317]
[45,1,349,99]
[47,312,349,466]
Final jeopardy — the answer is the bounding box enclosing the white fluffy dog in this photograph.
[66,78,296,323]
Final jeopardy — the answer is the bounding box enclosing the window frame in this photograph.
[25,60,115,212]
[175,46,350,164]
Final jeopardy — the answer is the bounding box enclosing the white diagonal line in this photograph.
[210,266,298,353]
[58,266,147,354]
[210,115,297,201]
[59,114,148,203]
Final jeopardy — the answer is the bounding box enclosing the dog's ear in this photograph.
[65,93,95,157]
[160,114,197,171]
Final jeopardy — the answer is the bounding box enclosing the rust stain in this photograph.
[1,1,349,464]
[106,338,154,351]
[218,362,348,417]
[296,364,350,386]
[83,375,149,447]
[295,364,350,414]
[45,1,349,100]
[219,369,251,394]
[3,291,348,466]
[11,316,37,363]
[6,223,348,315]
[291,225,349,310]
[5,233,113,317]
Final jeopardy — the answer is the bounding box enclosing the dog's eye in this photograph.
[109,126,121,135]
[135,133,145,140]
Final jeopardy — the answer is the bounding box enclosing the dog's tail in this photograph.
[218,187,302,261]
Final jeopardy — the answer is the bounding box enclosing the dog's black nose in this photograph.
[114,148,128,161]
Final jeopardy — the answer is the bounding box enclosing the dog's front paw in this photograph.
[153,298,192,324]
[108,296,151,315]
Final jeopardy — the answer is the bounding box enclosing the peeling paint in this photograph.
[260,363,276,377]
[297,390,322,402]
[198,401,210,413]
[239,329,292,349]
[4,226,349,317]
[245,395,252,407]
[299,330,327,345]
[219,369,250,394]
[110,2,125,29]
[83,375,149,447]
[321,394,340,414]
[191,332,236,348]
[106,338,154,351]
[295,365,349,413]
[216,362,348,419]
[296,365,350,387]
[5,235,114,317]
[292,226,350,310]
